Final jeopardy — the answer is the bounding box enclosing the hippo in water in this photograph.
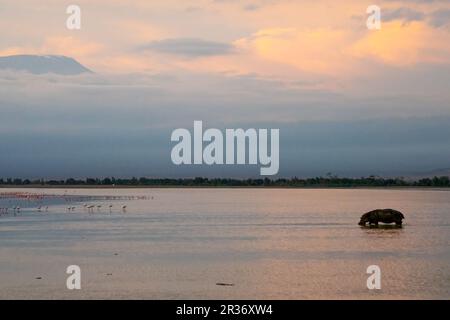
[358,209,405,226]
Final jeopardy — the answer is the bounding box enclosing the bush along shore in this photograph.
[0,176,449,188]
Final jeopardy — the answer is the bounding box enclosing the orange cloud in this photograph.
[349,21,450,66]
[235,27,354,75]
[41,36,104,58]
[1,0,449,79]
[0,47,28,56]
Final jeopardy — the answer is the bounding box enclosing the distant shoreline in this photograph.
[1,185,449,191]
[1,176,449,189]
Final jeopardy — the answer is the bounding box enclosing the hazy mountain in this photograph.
[0,55,92,75]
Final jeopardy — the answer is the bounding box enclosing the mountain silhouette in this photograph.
[0,55,92,75]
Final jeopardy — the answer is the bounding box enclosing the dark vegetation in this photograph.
[1,175,449,188]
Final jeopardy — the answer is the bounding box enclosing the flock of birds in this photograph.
[0,204,128,216]
[0,192,142,217]
[0,206,23,215]
[73,204,127,213]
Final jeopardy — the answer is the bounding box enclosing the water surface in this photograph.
[0,188,449,299]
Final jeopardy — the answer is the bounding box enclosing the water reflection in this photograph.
[360,224,405,240]
[360,224,404,231]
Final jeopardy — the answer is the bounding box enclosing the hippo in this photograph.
[358,209,405,226]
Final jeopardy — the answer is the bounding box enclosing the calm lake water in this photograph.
[0,188,449,299]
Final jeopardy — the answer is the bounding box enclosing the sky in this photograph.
[0,0,450,178]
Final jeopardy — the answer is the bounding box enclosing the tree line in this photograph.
[0,175,449,187]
